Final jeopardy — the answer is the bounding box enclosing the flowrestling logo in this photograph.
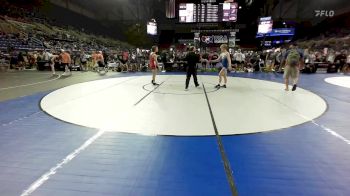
[315,10,335,17]
[213,35,228,44]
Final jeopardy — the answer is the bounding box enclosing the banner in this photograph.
[201,35,228,44]
[256,28,295,38]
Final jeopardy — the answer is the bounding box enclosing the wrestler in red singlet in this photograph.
[149,53,156,70]
[149,46,159,85]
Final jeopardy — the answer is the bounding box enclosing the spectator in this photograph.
[80,51,88,71]
[17,51,25,70]
[233,49,245,71]
[60,49,71,76]
[91,51,98,70]
[344,51,350,74]
[334,50,347,73]
[326,50,336,64]
[49,51,59,76]
[283,44,304,91]
[265,51,275,72]
[96,51,104,67]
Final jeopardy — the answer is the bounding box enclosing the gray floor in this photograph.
[0,70,123,102]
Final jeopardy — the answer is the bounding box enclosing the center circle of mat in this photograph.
[143,81,219,95]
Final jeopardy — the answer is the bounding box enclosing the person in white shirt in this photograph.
[43,50,56,75]
[49,51,59,76]
[234,49,245,62]
[233,49,245,71]
[327,50,335,64]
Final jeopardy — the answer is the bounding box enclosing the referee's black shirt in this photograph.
[185,52,200,70]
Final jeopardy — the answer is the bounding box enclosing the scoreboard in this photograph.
[257,17,273,34]
[179,2,238,23]
[193,4,219,22]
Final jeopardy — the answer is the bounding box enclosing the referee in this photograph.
[185,46,200,90]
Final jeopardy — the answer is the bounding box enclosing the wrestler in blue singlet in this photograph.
[221,53,229,69]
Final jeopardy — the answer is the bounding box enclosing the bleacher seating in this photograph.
[0,14,133,52]
[0,36,44,51]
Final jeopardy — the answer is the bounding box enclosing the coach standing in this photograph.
[283,44,304,91]
[185,46,200,90]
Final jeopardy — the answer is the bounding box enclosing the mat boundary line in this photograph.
[202,83,239,196]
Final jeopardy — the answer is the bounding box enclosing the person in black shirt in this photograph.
[102,50,108,66]
[334,50,347,73]
[17,52,25,70]
[185,46,200,90]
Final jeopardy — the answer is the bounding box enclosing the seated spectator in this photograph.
[129,63,138,72]
[326,50,336,65]
[96,51,104,67]
[118,52,129,72]
[28,52,37,69]
[91,51,98,70]
[80,51,88,71]
[264,51,275,72]
[16,51,25,70]
[0,52,10,71]
[334,50,347,73]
